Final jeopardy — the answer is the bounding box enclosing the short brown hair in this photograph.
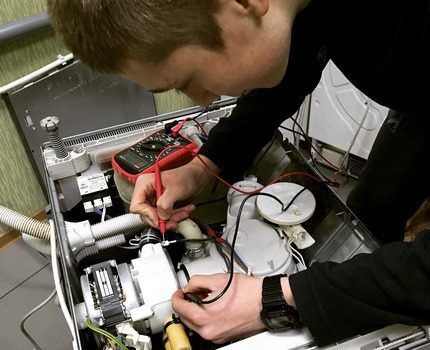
[48,0,224,73]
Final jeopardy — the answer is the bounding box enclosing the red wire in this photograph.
[193,119,208,137]
[155,145,324,196]
[171,117,208,137]
[171,118,189,137]
[293,122,340,171]
[195,154,322,194]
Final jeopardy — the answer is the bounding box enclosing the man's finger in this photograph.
[171,290,206,326]
[182,274,225,294]
[169,208,193,222]
[158,184,193,218]
[133,204,159,227]
[131,174,154,207]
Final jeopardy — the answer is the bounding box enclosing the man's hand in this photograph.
[172,274,266,344]
[130,156,215,230]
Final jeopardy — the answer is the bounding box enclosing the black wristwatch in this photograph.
[260,274,301,331]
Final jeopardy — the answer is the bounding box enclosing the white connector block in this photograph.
[83,201,94,213]
[102,196,112,207]
[83,196,112,213]
[93,198,103,209]
[281,224,315,250]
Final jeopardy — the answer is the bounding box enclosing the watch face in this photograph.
[261,309,297,331]
[266,315,295,330]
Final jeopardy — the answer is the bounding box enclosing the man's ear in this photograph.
[231,0,270,17]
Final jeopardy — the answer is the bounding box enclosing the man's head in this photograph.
[49,0,305,106]
[48,0,224,73]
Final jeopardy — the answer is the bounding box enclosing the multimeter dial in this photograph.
[138,140,167,152]
[112,130,198,182]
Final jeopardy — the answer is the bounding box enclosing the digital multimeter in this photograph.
[112,130,199,184]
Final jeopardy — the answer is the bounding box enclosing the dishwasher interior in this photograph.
[39,101,428,350]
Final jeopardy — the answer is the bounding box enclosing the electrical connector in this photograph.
[171,118,189,137]
[164,120,179,134]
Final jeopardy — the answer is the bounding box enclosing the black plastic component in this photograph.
[164,120,179,134]
[88,262,125,327]
[184,292,203,305]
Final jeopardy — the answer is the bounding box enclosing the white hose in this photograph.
[22,232,127,260]
[176,219,204,250]
[91,213,145,240]
[22,233,51,255]
[50,220,79,350]
[1,206,145,260]
[0,205,50,240]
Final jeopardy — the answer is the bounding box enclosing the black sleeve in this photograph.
[289,230,430,346]
[199,5,328,179]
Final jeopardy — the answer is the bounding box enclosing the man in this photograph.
[48,0,430,346]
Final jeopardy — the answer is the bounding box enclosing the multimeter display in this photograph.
[112,130,198,183]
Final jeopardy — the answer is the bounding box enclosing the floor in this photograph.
[0,240,71,349]
[0,161,356,350]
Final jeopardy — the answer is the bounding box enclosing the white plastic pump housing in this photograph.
[130,244,179,334]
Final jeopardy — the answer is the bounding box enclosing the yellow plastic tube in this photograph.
[163,314,192,350]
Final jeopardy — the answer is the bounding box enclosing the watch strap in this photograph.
[260,274,300,330]
[262,274,288,309]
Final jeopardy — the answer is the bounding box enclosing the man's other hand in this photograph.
[172,274,265,344]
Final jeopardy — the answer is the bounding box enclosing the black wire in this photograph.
[179,263,191,282]
[287,118,340,187]
[200,192,284,304]
[215,242,231,271]
[283,187,307,212]
[191,106,209,121]
[279,125,303,136]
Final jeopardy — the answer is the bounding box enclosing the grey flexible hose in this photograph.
[90,213,145,240]
[0,206,145,259]
[0,205,50,240]
[76,234,127,261]
[22,233,52,255]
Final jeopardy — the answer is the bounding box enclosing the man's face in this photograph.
[121,1,294,106]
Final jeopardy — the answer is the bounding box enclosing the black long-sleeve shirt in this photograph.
[199,0,430,346]
[291,230,430,346]
[200,0,430,176]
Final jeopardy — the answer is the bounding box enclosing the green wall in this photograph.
[0,1,194,235]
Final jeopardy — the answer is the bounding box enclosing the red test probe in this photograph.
[154,162,167,240]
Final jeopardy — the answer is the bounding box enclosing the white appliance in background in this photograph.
[308,60,389,161]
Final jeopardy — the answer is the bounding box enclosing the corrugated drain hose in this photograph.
[0,206,145,258]
[0,205,50,240]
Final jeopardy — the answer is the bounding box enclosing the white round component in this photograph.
[256,183,316,225]
[226,178,262,204]
[226,178,263,229]
[223,219,296,276]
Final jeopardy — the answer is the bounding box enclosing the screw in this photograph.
[40,116,68,159]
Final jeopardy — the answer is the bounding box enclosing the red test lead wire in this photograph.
[154,162,167,239]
